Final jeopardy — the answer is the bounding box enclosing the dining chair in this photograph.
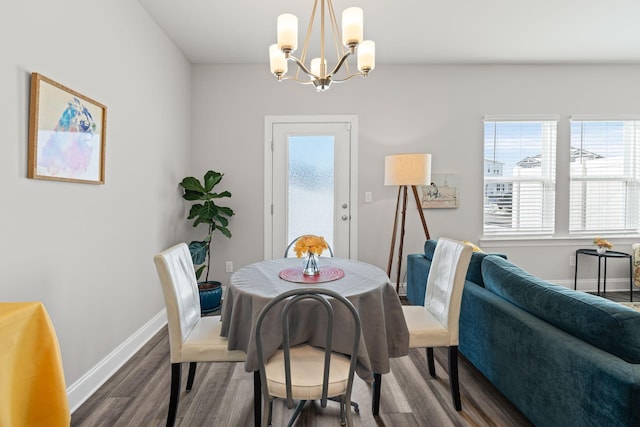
[154,243,246,427]
[283,235,334,258]
[255,288,361,427]
[402,237,472,411]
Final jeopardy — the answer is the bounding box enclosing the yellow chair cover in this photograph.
[0,302,70,427]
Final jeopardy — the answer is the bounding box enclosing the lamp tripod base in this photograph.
[387,185,430,293]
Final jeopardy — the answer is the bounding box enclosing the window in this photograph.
[483,119,557,236]
[569,118,640,234]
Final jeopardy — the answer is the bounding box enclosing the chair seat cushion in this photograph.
[181,315,246,362]
[403,305,453,348]
[264,344,351,400]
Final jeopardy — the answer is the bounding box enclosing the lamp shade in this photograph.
[384,153,432,186]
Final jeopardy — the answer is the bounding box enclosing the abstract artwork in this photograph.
[421,173,459,209]
[28,73,106,184]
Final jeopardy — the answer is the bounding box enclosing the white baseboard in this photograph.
[66,309,167,413]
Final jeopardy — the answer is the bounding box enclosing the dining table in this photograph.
[220,256,410,423]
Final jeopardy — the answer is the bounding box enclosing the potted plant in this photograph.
[180,170,234,314]
[593,237,613,254]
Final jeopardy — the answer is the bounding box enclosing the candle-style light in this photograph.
[269,44,287,75]
[277,14,298,52]
[342,7,363,47]
[357,40,375,72]
[269,0,375,92]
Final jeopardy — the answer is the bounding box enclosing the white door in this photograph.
[264,116,358,259]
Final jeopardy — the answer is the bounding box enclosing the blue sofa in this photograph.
[407,240,640,427]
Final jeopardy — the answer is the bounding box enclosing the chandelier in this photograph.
[268,0,375,92]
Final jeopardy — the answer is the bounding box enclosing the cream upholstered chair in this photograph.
[402,237,472,411]
[154,243,246,427]
[255,288,360,427]
[283,235,334,258]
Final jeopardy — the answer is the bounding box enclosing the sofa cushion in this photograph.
[423,239,505,287]
[482,256,640,364]
[423,240,438,260]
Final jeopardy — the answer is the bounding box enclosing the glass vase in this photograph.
[303,252,320,276]
[596,246,607,254]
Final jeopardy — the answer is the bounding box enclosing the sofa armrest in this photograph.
[406,254,430,305]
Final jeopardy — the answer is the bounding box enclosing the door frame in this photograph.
[264,115,359,260]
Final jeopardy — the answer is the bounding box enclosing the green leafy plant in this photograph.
[180,170,234,282]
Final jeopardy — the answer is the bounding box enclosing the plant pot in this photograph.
[198,280,222,315]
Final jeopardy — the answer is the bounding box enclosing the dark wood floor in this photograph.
[71,327,534,427]
[71,291,635,426]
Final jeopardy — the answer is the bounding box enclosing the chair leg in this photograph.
[261,397,272,427]
[426,347,436,377]
[287,400,306,427]
[167,363,182,427]
[254,371,262,427]
[329,396,359,414]
[186,362,197,391]
[344,396,354,427]
[448,346,461,411]
[372,372,381,416]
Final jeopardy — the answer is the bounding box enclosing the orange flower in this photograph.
[293,235,329,257]
[593,237,613,249]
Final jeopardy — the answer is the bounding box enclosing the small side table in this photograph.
[574,248,633,301]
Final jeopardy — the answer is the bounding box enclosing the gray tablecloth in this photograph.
[220,257,409,380]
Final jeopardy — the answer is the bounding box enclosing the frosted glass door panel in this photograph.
[288,136,335,253]
[271,121,352,258]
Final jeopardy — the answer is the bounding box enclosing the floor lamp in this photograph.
[385,153,432,293]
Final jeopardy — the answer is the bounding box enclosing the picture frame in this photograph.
[421,173,459,209]
[28,73,107,184]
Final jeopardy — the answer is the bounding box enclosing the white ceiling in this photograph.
[138,0,640,65]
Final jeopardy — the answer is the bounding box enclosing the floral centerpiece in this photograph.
[593,237,613,254]
[293,235,329,275]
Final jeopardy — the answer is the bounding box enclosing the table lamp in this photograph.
[384,153,432,293]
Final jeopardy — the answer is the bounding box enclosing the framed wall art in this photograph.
[421,173,459,209]
[28,73,107,184]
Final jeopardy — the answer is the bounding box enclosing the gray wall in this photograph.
[3,0,639,411]
[192,63,640,289]
[1,0,191,404]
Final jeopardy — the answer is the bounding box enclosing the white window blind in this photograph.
[569,119,640,234]
[483,119,557,236]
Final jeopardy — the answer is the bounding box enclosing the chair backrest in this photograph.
[284,235,334,258]
[424,238,472,345]
[255,288,360,408]
[154,243,201,363]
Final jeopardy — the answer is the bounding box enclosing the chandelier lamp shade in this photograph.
[269,0,375,92]
[385,154,432,293]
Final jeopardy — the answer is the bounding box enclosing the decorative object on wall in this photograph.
[421,173,460,209]
[385,153,432,293]
[28,73,107,184]
[268,0,375,92]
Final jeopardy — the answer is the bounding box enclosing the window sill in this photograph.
[479,235,640,248]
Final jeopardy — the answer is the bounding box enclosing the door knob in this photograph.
[342,203,348,209]
[341,215,349,221]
